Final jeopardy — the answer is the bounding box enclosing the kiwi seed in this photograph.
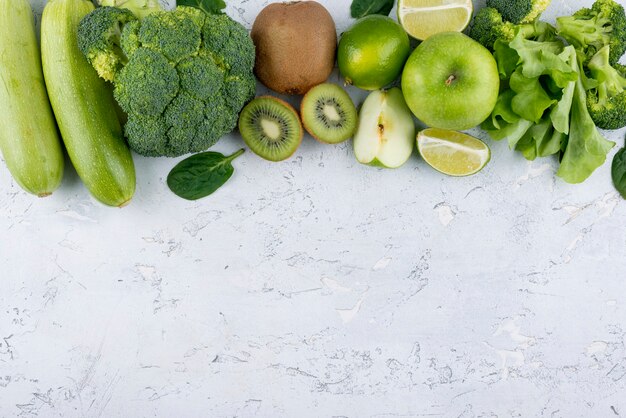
[238,96,303,162]
[301,83,358,144]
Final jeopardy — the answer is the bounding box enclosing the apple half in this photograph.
[353,88,416,168]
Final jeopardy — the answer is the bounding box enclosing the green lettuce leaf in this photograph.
[557,49,615,184]
[493,40,519,79]
[509,69,556,123]
[509,36,577,88]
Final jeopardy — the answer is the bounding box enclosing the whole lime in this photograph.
[338,15,410,91]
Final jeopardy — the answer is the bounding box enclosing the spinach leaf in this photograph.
[177,0,226,15]
[612,148,626,199]
[350,0,394,19]
[167,149,244,200]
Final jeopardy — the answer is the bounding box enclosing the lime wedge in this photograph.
[417,128,490,176]
[397,0,473,41]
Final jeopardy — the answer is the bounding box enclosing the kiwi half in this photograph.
[300,83,358,144]
[238,96,303,162]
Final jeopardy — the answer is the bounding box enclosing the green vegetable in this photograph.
[557,49,615,183]
[178,0,226,15]
[486,0,551,24]
[167,149,244,200]
[78,6,256,157]
[556,0,626,65]
[0,0,64,197]
[483,31,615,184]
[97,0,163,19]
[77,6,138,82]
[612,148,626,199]
[350,0,394,19]
[469,7,556,51]
[585,45,626,130]
[42,0,136,207]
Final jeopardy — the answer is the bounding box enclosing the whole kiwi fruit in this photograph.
[251,1,337,95]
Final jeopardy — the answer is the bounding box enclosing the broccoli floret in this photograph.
[585,45,626,129]
[202,14,256,77]
[98,0,163,20]
[486,0,552,24]
[556,0,626,64]
[177,56,222,100]
[138,8,204,63]
[77,7,137,82]
[124,115,169,157]
[114,47,179,116]
[79,6,256,157]
[469,7,556,51]
[120,19,141,56]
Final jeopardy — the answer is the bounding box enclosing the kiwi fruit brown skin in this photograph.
[301,83,358,145]
[238,96,303,162]
[251,1,337,95]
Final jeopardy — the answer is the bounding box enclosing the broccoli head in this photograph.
[556,0,626,65]
[77,7,138,82]
[98,0,163,19]
[585,45,626,130]
[486,0,552,24]
[469,7,556,51]
[79,6,256,157]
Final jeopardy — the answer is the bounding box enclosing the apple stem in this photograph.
[378,123,385,135]
[445,75,456,86]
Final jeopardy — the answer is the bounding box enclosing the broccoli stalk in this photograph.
[486,0,552,24]
[556,0,626,65]
[585,45,626,130]
[98,0,163,19]
[469,7,556,51]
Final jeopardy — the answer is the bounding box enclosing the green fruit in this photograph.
[300,83,358,144]
[353,88,416,168]
[417,128,490,176]
[401,31,499,131]
[238,96,303,162]
[338,15,410,91]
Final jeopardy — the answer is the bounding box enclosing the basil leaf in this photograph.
[167,149,244,200]
[350,0,394,18]
[177,0,226,15]
[612,148,626,199]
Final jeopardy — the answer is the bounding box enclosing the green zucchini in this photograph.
[0,0,64,197]
[41,0,136,207]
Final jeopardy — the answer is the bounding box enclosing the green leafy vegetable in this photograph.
[482,23,615,184]
[177,0,226,15]
[167,149,244,200]
[557,52,615,183]
[350,0,394,19]
[612,148,626,199]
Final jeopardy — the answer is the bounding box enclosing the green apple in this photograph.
[353,88,416,168]
[338,15,410,91]
[401,32,499,131]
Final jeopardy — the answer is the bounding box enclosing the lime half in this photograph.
[417,128,490,176]
[397,0,473,41]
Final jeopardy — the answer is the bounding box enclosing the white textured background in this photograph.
[1,0,626,417]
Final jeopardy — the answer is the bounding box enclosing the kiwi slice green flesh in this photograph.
[238,96,303,162]
[301,83,358,144]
